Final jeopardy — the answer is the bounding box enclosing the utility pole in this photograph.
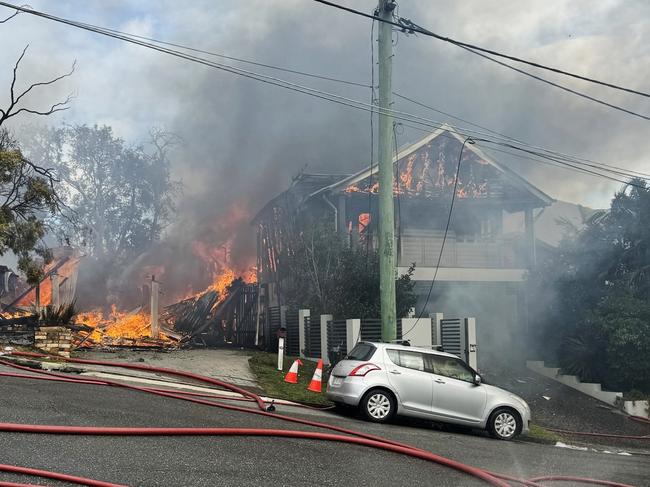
[377,0,397,342]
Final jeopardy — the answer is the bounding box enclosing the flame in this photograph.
[75,306,163,344]
[73,203,258,346]
[15,253,81,308]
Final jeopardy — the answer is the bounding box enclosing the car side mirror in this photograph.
[473,374,482,386]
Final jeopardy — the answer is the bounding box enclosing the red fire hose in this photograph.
[527,476,636,487]
[0,463,126,487]
[0,424,510,487]
[0,352,639,487]
[8,351,268,411]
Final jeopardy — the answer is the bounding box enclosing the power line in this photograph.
[311,0,650,100]
[2,2,647,190]
[0,1,634,169]
[393,122,649,189]
[459,45,650,124]
[403,136,475,338]
[72,18,371,89]
[393,92,518,142]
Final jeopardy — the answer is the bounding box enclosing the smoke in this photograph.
[1,0,650,344]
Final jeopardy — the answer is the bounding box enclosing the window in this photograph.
[385,349,425,372]
[386,349,400,366]
[346,343,376,361]
[431,355,474,382]
[400,351,425,371]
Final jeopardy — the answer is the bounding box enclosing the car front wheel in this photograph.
[361,389,395,423]
[488,408,521,440]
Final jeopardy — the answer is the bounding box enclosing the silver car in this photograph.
[326,341,530,440]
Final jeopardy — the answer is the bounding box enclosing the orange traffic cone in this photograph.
[307,359,324,393]
[284,359,303,384]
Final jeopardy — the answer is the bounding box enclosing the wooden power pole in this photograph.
[377,0,397,342]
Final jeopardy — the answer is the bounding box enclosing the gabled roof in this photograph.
[309,123,553,206]
[251,173,350,224]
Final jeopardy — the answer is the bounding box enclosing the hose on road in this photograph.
[0,463,126,487]
[0,351,638,487]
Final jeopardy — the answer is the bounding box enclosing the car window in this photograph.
[400,351,424,371]
[431,355,474,382]
[346,343,376,361]
[387,349,433,373]
[386,349,400,366]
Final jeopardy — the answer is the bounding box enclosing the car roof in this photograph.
[362,341,460,359]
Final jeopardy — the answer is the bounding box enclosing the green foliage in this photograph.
[38,302,77,326]
[281,219,417,320]
[21,124,182,267]
[530,178,650,392]
[0,129,58,284]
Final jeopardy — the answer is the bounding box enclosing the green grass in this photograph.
[248,352,334,406]
[525,424,561,444]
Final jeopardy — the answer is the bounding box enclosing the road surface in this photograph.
[0,363,647,486]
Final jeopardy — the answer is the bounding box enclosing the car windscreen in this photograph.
[345,343,376,361]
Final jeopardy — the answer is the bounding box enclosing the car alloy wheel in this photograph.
[493,411,518,439]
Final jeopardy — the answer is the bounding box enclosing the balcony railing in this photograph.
[398,230,523,269]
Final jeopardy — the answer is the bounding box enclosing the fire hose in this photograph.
[0,351,640,487]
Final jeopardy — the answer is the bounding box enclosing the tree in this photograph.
[0,40,74,284]
[530,178,650,393]
[22,124,182,266]
[280,219,416,319]
[0,129,57,284]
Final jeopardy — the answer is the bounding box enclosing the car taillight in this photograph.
[348,363,381,377]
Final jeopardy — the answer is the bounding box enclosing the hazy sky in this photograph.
[1,0,649,219]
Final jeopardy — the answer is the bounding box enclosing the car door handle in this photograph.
[434,379,446,384]
[390,370,401,375]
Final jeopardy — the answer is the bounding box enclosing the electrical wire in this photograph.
[311,0,650,100]
[9,0,645,180]
[402,136,475,338]
[458,45,650,124]
[1,3,647,190]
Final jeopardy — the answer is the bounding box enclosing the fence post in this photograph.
[320,314,333,365]
[298,309,310,358]
[430,312,443,346]
[345,319,361,353]
[464,317,478,370]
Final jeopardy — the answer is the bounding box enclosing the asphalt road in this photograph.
[0,364,648,486]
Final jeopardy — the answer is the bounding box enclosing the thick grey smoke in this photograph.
[1,1,650,314]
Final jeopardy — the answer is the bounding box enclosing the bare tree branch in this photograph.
[0,47,76,127]
[0,6,21,23]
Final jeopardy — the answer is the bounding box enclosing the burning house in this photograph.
[253,124,556,363]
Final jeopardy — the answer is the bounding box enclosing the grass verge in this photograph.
[525,424,562,444]
[248,351,333,406]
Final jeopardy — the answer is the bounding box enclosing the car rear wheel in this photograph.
[361,389,395,423]
[488,407,521,440]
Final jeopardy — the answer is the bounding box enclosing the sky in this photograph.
[1,0,650,248]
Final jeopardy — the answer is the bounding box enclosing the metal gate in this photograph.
[304,316,321,358]
[266,306,282,351]
[285,309,299,356]
[440,318,463,358]
[359,319,403,342]
[326,319,347,365]
[440,318,478,370]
